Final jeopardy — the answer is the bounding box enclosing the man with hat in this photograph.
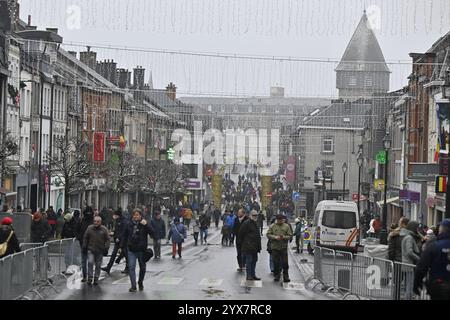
[414,219,450,300]
[102,209,128,274]
[0,217,21,258]
[267,214,293,283]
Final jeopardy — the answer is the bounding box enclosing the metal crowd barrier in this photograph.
[45,238,80,279]
[0,238,80,300]
[310,246,430,300]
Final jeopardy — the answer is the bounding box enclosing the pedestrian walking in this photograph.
[150,211,166,259]
[76,208,94,282]
[183,207,193,230]
[401,220,422,299]
[256,211,265,236]
[55,209,64,239]
[293,218,304,253]
[101,210,128,274]
[213,206,221,229]
[46,206,57,239]
[61,212,78,270]
[168,217,187,259]
[414,219,450,300]
[422,227,437,252]
[0,217,21,259]
[238,210,262,281]
[388,217,409,262]
[267,214,293,283]
[82,216,110,286]
[233,208,248,272]
[192,219,200,246]
[199,213,210,245]
[121,209,154,292]
[31,212,51,243]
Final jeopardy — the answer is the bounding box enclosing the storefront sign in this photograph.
[409,163,439,181]
[399,189,420,203]
[374,179,385,191]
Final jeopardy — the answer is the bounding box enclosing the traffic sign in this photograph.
[292,192,300,202]
[376,151,386,164]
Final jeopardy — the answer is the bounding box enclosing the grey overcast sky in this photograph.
[18,0,450,97]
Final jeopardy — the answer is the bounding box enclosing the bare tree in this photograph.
[46,136,91,210]
[141,160,189,206]
[0,131,19,187]
[104,150,145,208]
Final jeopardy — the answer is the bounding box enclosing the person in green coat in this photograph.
[267,214,293,283]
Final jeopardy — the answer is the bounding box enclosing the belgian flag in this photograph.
[435,175,447,193]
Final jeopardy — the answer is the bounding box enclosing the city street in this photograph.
[51,227,326,300]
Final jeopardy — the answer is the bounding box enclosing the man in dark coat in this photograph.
[102,210,128,274]
[31,212,51,243]
[233,208,249,272]
[238,210,262,281]
[121,209,154,292]
[414,219,450,300]
[0,217,21,259]
[150,211,166,259]
[76,208,94,282]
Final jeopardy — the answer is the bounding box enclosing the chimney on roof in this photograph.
[46,28,58,34]
[27,15,31,26]
[166,82,177,101]
[79,46,97,70]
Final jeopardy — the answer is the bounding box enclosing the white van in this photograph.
[310,200,360,253]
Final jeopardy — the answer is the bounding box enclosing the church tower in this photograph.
[336,11,390,100]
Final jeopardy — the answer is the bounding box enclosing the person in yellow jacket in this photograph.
[183,207,193,230]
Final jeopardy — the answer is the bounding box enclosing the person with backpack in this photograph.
[0,217,20,259]
[121,209,154,292]
[168,217,187,259]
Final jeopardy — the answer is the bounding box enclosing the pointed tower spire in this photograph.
[335,11,390,100]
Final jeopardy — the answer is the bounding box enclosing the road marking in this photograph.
[158,277,184,285]
[283,282,305,290]
[112,277,130,285]
[240,280,263,288]
[199,278,223,287]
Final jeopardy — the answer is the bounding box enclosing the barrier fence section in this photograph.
[311,246,430,300]
[0,238,79,300]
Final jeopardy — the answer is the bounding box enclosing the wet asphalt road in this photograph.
[53,226,328,300]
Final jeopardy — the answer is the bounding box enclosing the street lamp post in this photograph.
[342,162,348,200]
[380,135,391,245]
[330,170,333,200]
[357,152,363,216]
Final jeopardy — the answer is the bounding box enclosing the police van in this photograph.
[309,200,360,253]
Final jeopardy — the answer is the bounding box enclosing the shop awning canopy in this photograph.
[376,197,399,207]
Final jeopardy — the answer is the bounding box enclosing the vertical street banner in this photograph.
[211,175,223,208]
[93,132,106,162]
[285,156,296,183]
[261,176,273,210]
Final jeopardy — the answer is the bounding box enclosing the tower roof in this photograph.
[336,12,390,73]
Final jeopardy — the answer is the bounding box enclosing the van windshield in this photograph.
[322,210,356,229]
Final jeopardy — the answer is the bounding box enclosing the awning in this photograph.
[5,192,17,198]
[376,197,400,207]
